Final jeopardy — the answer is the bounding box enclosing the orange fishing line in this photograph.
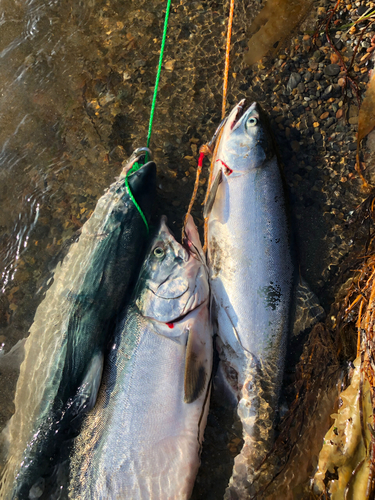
[182,0,235,242]
[222,0,235,120]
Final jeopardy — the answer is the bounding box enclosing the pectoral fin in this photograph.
[292,277,325,336]
[184,326,208,404]
[203,168,222,219]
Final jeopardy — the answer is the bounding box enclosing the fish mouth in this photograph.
[165,296,208,329]
[229,98,247,129]
[165,305,199,328]
[228,100,259,132]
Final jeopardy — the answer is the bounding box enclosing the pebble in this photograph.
[313,132,322,141]
[330,53,339,64]
[324,64,340,76]
[349,105,358,118]
[165,59,176,71]
[322,84,341,100]
[335,40,344,50]
[291,141,300,152]
[357,5,368,15]
[313,50,323,62]
[287,72,302,92]
[320,112,329,119]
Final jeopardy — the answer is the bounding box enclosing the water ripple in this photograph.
[1,192,41,293]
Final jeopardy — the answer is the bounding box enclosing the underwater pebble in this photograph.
[287,72,302,92]
[324,64,340,76]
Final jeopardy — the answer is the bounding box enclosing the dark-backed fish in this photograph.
[0,151,156,499]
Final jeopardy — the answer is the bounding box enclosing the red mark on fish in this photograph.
[166,322,174,329]
[216,159,233,175]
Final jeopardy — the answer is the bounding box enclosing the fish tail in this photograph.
[225,360,279,499]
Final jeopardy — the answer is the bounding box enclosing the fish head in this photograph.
[215,100,276,177]
[135,216,209,324]
[120,147,152,177]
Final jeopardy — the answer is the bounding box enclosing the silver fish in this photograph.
[69,215,213,500]
[205,101,294,498]
[0,152,156,500]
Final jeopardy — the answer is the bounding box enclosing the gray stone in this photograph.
[304,72,312,83]
[335,40,344,50]
[324,64,340,76]
[134,59,146,68]
[313,50,323,62]
[313,132,322,141]
[321,84,341,100]
[357,5,368,15]
[297,82,305,93]
[287,72,302,92]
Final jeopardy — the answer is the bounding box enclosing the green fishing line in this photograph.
[125,161,149,233]
[125,0,172,232]
[147,0,172,148]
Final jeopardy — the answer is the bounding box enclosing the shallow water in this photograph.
[0,0,373,497]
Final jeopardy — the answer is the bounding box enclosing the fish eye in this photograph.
[153,247,165,258]
[247,116,258,127]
